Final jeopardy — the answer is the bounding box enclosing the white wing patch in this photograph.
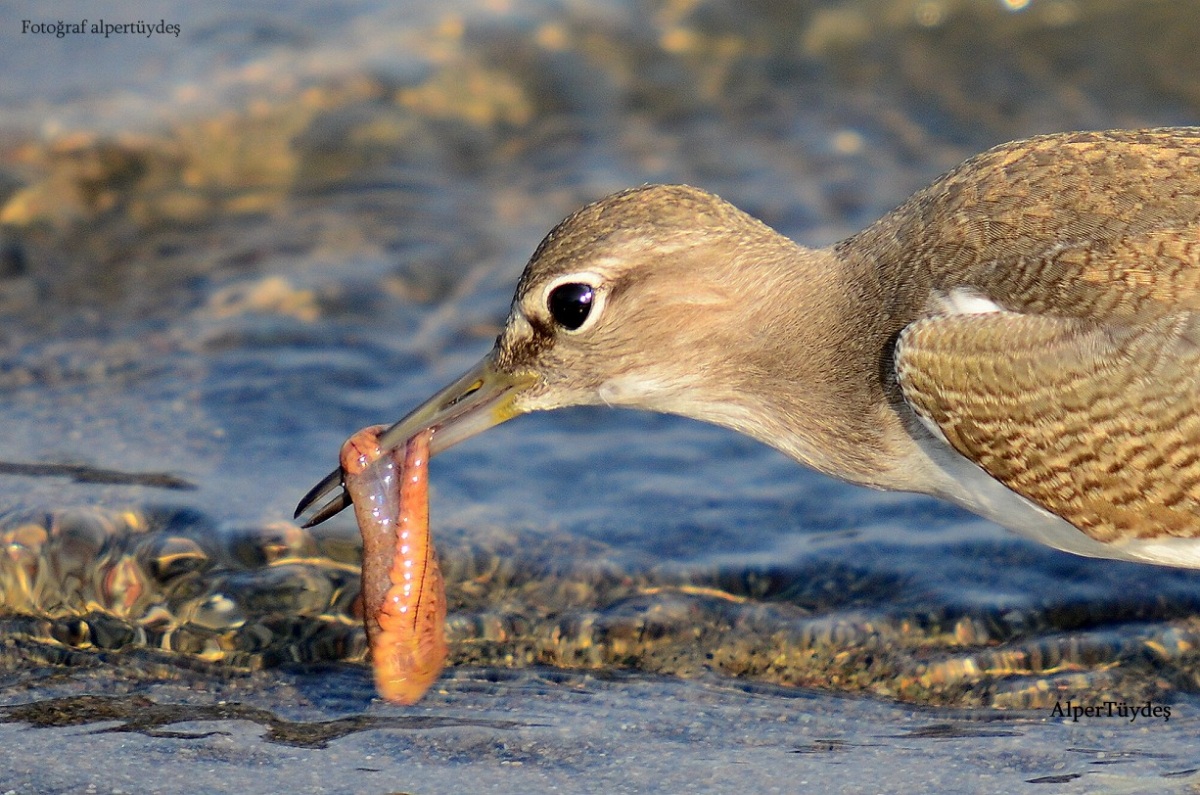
[934,288,1004,316]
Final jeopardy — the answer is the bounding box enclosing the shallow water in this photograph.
[2,0,1200,791]
[4,668,1200,795]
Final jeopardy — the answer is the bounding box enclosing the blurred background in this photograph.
[2,1,1200,791]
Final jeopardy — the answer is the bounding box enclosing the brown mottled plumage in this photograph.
[297,128,1200,567]
[896,311,1200,544]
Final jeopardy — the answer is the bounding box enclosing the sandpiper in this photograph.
[297,128,1200,567]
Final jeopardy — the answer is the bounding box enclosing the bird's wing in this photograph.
[894,310,1200,543]
[845,129,1200,322]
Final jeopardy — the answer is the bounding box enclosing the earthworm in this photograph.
[340,425,446,704]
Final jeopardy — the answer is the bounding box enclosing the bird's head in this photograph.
[296,184,846,526]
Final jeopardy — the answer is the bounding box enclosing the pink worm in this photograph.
[340,426,446,704]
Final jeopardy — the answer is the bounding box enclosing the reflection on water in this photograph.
[2,0,1200,717]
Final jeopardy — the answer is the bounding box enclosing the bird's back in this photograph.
[845,127,1200,324]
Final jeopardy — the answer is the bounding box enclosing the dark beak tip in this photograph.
[294,466,350,527]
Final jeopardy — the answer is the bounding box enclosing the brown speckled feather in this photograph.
[880,130,1200,548]
[896,310,1200,543]
[846,128,1200,325]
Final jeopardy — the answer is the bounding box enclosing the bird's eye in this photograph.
[547,282,595,330]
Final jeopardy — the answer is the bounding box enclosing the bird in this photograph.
[296,127,1200,568]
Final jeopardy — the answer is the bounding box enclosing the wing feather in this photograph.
[895,311,1200,543]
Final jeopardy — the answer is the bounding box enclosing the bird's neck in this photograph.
[688,242,933,490]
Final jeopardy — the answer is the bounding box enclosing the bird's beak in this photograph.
[294,352,536,527]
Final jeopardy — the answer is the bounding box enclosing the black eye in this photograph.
[547,282,595,330]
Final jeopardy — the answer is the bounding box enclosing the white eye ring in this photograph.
[542,272,606,333]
